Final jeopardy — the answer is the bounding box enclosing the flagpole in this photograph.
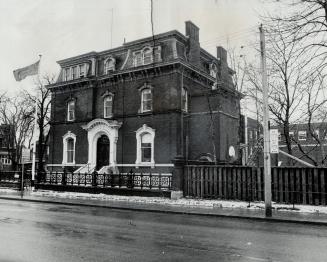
[31,54,42,190]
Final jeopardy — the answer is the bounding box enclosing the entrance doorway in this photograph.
[96,135,110,170]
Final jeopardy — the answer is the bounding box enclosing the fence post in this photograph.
[171,156,185,200]
[92,171,97,187]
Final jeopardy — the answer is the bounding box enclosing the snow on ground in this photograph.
[1,188,327,214]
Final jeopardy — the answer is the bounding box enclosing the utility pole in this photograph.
[259,24,272,217]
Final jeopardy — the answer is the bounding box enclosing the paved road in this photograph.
[0,199,327,262]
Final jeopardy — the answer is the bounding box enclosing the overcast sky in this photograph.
[0,0,281,95]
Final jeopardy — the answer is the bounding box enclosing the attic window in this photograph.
[104,57,116,74]
[133,46,161,67]
[210,63,218,78]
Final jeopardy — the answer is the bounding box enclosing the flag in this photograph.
[13,60,40,81]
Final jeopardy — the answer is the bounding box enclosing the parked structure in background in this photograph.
[274,122,327,166]
[0,124,14,171]
[240,115,263,166]
[46,21,242,175]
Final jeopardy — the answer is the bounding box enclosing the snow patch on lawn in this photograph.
[1,188,327,215]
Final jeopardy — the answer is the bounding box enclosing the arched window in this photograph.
[67,138,74,163]
[67,100,75,121]
[141,133,152,162]
[135,124,155,165]
[141,88,152,113]
[104,95,113,118]
[62,131,76,165]
[143,47,153,65]
[104,57,116,74]
[182,87,188,112]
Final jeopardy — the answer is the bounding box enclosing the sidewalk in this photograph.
[1,188,327,225]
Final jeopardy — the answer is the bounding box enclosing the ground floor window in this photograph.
[135,124,155,165]
[62,131,76,165]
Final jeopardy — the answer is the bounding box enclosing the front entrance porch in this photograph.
[96,135,110,170]
[80,119,122,173]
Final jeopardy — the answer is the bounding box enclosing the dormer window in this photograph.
[133,46,161,67]
[210,63,218,78]
[79,64,86,78]
[72,66,78,80]
[104,57,116,74]
[133,52,142,67]
[64,68,71,81]
[143,47,153,65]
[62,63,87,81]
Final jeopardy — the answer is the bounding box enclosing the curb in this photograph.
[1,196,327,226]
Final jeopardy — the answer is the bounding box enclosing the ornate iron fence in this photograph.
[37,171,172,191]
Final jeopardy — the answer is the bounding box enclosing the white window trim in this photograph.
[104,57,116,74]
[135,124,155,166]
[62,63,88,81]
[62,131,76,165]
[103,95,113,118]
[142,46,153,65]
[298,131,307,141]
[209,63,218,78]
[67,100,75,122]
[133,46,161,67]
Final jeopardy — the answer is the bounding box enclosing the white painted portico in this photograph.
[82,119,122,167]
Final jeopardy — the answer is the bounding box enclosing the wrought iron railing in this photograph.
[37,171,172,191]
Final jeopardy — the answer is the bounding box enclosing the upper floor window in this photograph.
[210,63,218,78]
[73,66,79,79]
[314,129,319,139]
[62,63,88,81]
[64,68,71,81]
[289,131,294,138]
[62,131,76,165]
[104,57,116,74]
[143,47,153,65]
[79,64,86,78]
[141,88,152,113]
[133,46,161,67]
[298,131,307,141]
[182,87,188,112]
[104,96,113,118]
[67,100,75,121]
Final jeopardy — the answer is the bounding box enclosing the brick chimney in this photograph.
[185,21,200,67]
[217,46,228,81]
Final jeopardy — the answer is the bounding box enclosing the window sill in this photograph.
[135,162,155,169]
[138,111,152,116]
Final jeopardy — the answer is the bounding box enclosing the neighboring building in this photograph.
[274,122,327,166]
[46,21,242,174]
[0,124,13,171]
[240,115,263,166]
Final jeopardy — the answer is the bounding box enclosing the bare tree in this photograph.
[269,0,327,70]
[0,93,34,169]
[289,73,327,166]
[24,75,53,173]
[244,22,318,165]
